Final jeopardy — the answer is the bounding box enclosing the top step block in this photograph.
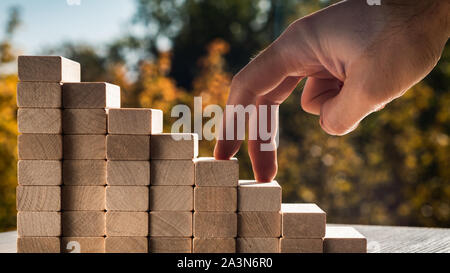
[18,56,80,83]
[281,203,326,238]
[63,82,120,109]
[323,226,367,253]
[108,108,163,135]
[238,180,282,212]
[194,157,238,187]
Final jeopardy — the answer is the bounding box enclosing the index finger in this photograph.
[214,22,308,163]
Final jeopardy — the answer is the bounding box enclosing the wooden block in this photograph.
[108,108,163,135]
[63,160,106,186]
[18,160,62,185]
[18,134,62,160]
[63,109,106,134]
[150,160,194,186]
[17,82,62,108]
[194,187,237,212]
[106,212,148,236]
[280,238,323,253]
[237,238,280,253]
[62,82,120,109]
[63,135,106,160]
[323,226,367,253]
[61,237,105,253]
[16,186,61,211]
[193,238,236,253]
[237,212,281,237]
[281,203,326,238]
[106,186,149,211]
[106,135,149,160]
[149,211,192,237]
[62,211,105,237]
[193,212,237,238]
[18,56,80,82]
[238,180,281,212]
[149,238,192,253]
[17,237,60,253]
[107,161,150,186]
[194,157,238,187]
[18,108,62,134]
[62,186,105,211]
[105,237,148,253]
[150,186,193,211]
[17,211,61,237]
[151,133,198,159]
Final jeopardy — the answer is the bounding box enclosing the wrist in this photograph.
[427,0,450,38]
[387,0,450,38]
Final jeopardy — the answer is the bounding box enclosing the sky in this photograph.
[0,0,136,55]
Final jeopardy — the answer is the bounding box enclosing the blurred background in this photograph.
[0,0,449,232]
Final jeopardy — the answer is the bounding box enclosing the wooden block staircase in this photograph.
[16,56,367,253]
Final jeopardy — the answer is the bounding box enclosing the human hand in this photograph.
[214,0,449,182]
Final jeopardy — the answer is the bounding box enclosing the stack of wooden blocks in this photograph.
[193,158,239,252]
[16,56,367,253]
[149,133,197,252]
[62,82,120,253]
[237,181,282,252]
[106,108,161,252]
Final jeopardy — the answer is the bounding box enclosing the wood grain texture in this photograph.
[106,186,149,211]
[323,226,367,253]
[62,82,120,109]
[237,212,281,238]
[107,161,150,186]
[194,157,238,187]
[150,186,193,211]
[61,237,105,253]
[331,224,450,253]
[151,133,198,159]
[18,160,62,186]
[17,237,60,253]
[280,238,323,253]
[281,203,326,238]
[5,224,450,253]
[17,82,62,108]
[106,135,150,161]
[62,186,105,211]
[63,135,106,160]
[106,212,148,236]
[105,237,148,253]
[238,180,281,212]
[194,187,237,212]
[108,108,163,135]
[150,160,194,186]
[18,108,62,134]
[63,109,106,134]
[149,211,192,237]
[63,160,106,186]
[237,238,280,253]
[16,186,61,211]
[17,212,61,237]
[149,237,192,253]
[193,212,237,238]
[193,238,236,253]
[18,134,63,160]
[18,56,80,82]
[62,211,105,237]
